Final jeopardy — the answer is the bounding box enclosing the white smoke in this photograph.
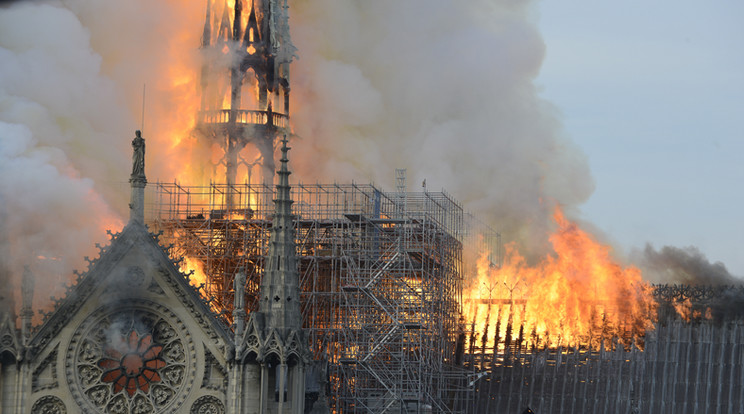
[0,2,132,307]
[0,0,207,310]
[288,0,595,254]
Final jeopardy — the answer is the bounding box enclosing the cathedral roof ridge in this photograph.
[27,217,234,358]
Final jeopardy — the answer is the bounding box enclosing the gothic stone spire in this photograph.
[259,136,302,335]
[236,136,309,414]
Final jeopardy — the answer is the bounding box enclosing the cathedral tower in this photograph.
[196,0,296,195]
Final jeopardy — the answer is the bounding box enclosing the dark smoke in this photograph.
[634,244,740,285]
[0,0,34,5]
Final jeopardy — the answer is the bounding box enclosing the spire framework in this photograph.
[258,136,302,334]
[195,0,296,189]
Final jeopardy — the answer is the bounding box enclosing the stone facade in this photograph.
[0,221,233,413]
[0,133,322,413]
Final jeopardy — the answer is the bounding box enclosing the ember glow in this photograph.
[465,207,657,350]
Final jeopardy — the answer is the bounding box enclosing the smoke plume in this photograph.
[632,244,740,285]
[288,0,595,255]
[0,0,596,309]
[0,0,209,311]
[0,2,130,307]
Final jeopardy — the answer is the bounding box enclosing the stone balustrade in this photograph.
[198,109,288,129]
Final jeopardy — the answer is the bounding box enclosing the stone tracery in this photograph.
[97,330,166,397]
[66,303,195,413]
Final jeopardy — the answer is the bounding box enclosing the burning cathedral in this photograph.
[2,1,744,413]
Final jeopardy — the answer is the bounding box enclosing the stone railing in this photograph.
[198,109,288,129]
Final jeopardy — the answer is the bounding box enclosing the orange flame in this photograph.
[672,298,713,322]
[673,298,693,322]
[181,256,207,291]
[142,0,270,188]
[464,207,657,351]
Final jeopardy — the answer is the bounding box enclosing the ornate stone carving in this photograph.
[128,266,147,286]
[32,346,58,392]
[263,330,284,361]
[201,348,227,391]
[155,267,230,353]
[103,266,149,297]
[148,279,166,295]
[190,395,225,414]
[31,395,67,414]
[66,301,196,413]
[131,130,146,179]
[245,334,259,352]
[0,312,19,358]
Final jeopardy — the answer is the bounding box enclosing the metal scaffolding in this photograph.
[146,182,500,413]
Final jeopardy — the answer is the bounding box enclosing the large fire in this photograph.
[464,207,657,351]
[109,1,666,352]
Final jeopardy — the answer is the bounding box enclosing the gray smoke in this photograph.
[288,0,594,255]
[633,244,740,285]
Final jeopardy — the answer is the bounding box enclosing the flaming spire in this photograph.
[196,0,296,190]
[201,0,212,48]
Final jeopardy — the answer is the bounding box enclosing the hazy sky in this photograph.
[536,0,744,276]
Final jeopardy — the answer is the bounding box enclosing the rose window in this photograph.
[66,304,195,413]
[98,330,166,397]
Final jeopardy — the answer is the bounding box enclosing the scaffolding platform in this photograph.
[146,182,500,413]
